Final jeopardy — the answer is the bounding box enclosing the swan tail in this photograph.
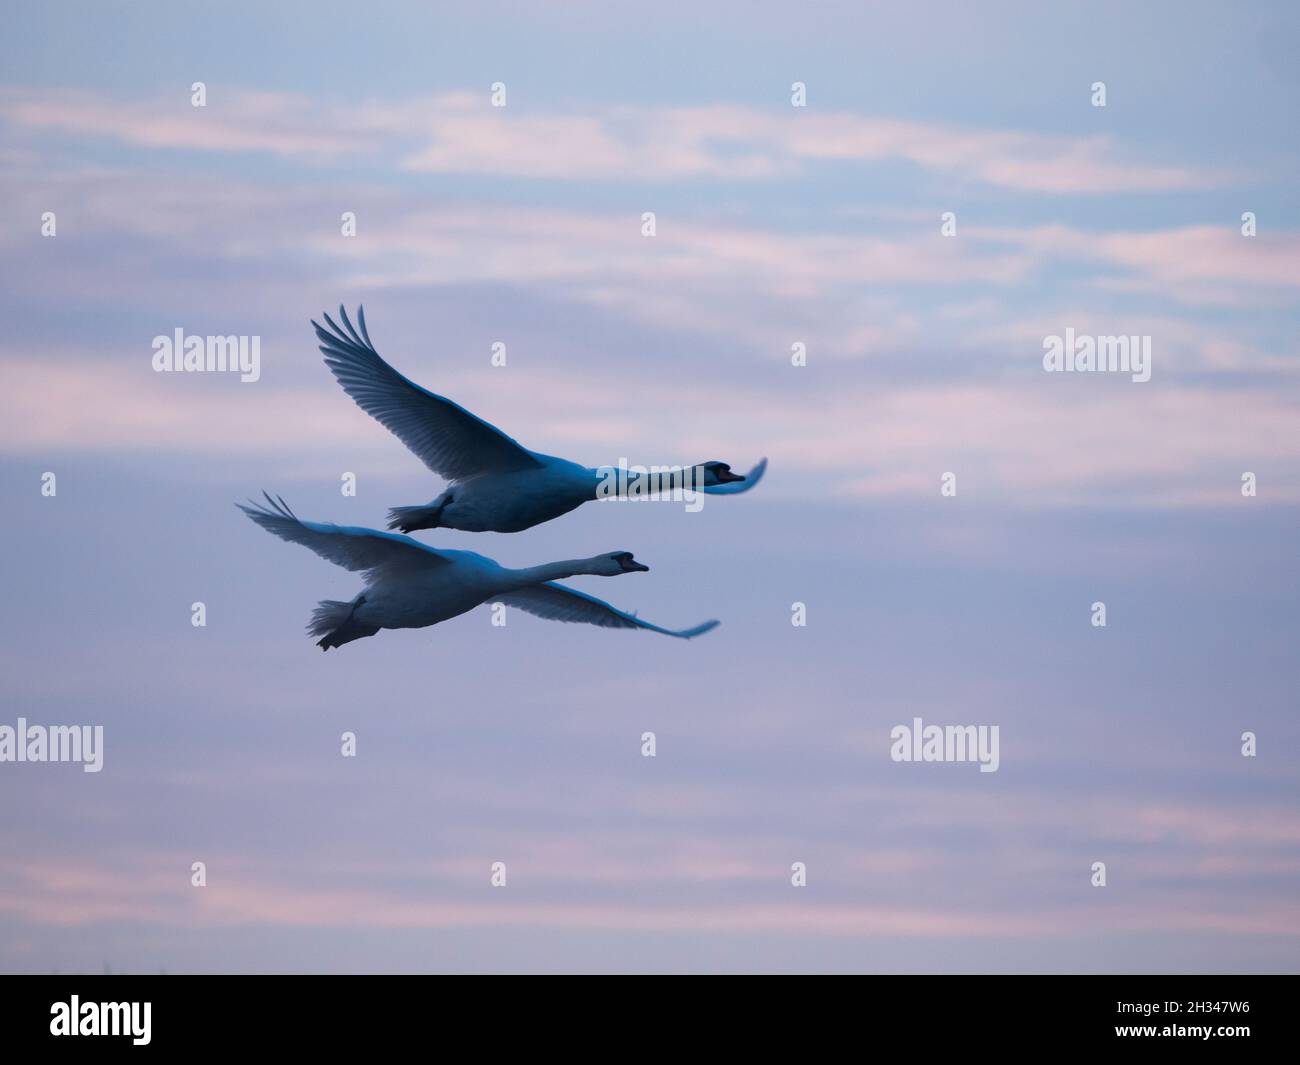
[386,500,445,533]
[308,599,378,651]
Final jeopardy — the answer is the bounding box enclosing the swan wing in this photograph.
[238,493,451,576]
[702,456,768,495]
[495,582,719,639]
[314,305,542,480]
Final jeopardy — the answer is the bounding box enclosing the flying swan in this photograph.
[238,494,719,649]
[312,306,767,533]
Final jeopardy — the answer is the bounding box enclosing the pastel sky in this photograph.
[1,0,1298,973]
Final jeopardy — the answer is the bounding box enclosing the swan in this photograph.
[312,306,767,533]
[237,494,719,649]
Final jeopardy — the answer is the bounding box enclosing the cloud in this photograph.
[770,113,1208,194]
[0,88,367,157]
[6,789,1300,938]
[1091,226,1300,299]
[970,223,1300,306]
[0,87,1215,193]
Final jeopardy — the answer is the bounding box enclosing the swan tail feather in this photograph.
[386,501,445,533]
[308,599,378,651]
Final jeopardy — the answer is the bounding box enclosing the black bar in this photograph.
[1,975,1290,1052]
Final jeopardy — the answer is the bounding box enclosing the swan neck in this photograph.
[591,464,703,499]
[507,558,595,587]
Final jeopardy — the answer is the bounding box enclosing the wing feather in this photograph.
[495,583,718,639]
[314,305,541,481]
[237,493,450,577]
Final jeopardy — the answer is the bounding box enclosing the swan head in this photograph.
[592,551,649,575]
[698,460,746,486]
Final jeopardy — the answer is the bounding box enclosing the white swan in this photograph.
[238,494,719,650]
[312,306,767,533]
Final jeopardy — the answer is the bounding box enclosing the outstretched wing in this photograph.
[238,493,451,577]
[495,583,719,639]
[702,456,768,495]
[313,305,541,481]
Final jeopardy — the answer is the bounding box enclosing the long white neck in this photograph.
[589,464,703,499]
[504,557,603,588]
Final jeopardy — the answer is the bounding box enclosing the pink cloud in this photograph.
[0,88,366,157]
[0,86,1215,193]
[4,835,1298,938]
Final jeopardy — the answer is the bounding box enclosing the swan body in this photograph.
[392,455,598,534]
[313,306,767,533]
[238,495,719,649]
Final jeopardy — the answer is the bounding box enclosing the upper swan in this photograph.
[312,305,767,533]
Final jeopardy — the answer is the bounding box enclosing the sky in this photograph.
[1,0,1298,973]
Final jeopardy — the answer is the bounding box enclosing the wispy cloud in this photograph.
[0,87,1217,193]
[7,788,1300,937]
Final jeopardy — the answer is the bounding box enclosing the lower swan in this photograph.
[238,494,719,649]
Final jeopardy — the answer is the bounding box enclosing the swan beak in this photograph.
[716,469,746,483]
[624,559,650,572]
